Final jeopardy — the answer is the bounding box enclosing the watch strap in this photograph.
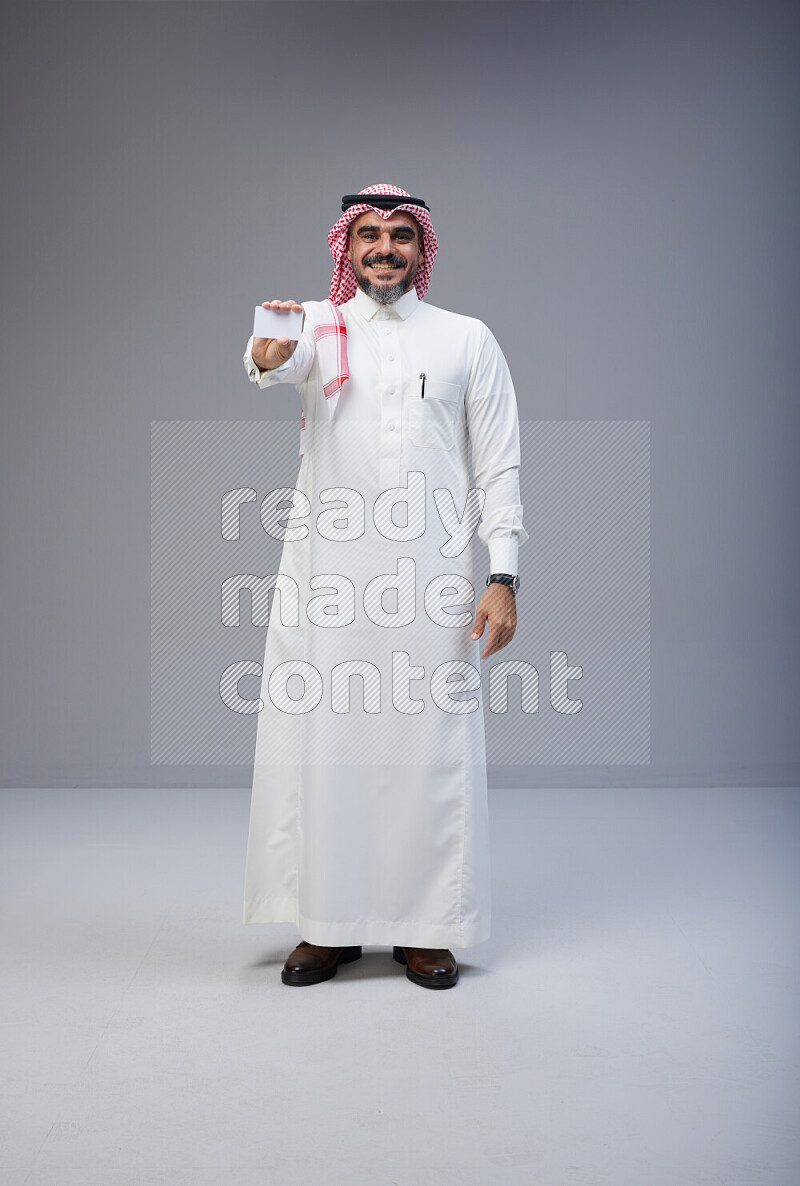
[486,573,519,593]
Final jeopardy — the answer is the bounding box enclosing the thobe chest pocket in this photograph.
[407,378,462,450]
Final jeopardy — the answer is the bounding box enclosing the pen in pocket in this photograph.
[419,372,426,399]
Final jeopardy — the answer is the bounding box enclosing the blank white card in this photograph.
[253,305,304,341]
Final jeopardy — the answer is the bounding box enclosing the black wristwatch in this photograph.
[486,573,520,594]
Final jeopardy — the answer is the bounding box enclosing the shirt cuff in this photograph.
[488,537,519,577]
[243,336,262,380]
[243,335,293,388]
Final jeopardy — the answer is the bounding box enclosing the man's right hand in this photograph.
[252,300,306,372]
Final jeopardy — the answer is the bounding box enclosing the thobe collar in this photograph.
[351,285,421,322]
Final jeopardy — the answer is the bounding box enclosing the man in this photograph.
[242,184,528,989]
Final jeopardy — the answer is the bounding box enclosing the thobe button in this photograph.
[388,354,395,362]
[388,423,396,431]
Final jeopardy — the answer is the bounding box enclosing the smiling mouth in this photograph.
[366,260,405,273]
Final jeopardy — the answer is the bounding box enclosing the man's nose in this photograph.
[376,232,394,255]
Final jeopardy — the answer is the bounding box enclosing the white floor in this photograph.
[1,786,797,1186]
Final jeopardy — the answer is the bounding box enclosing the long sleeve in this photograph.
[464,323,529,575]
[242,318,316,390]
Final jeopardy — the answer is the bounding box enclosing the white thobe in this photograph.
[241,285,528,948]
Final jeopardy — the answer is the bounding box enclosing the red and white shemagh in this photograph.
[298,183,438,457]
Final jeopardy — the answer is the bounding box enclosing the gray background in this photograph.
[1,0,797,788]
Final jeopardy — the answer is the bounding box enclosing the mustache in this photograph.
[363,255,407,268]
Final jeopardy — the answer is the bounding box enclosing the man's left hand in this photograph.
[471,584,517,658]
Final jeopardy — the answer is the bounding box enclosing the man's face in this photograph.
[346,211,424,304]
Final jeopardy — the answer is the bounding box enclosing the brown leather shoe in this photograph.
[281,941,362,986]
[393,946,459,989]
